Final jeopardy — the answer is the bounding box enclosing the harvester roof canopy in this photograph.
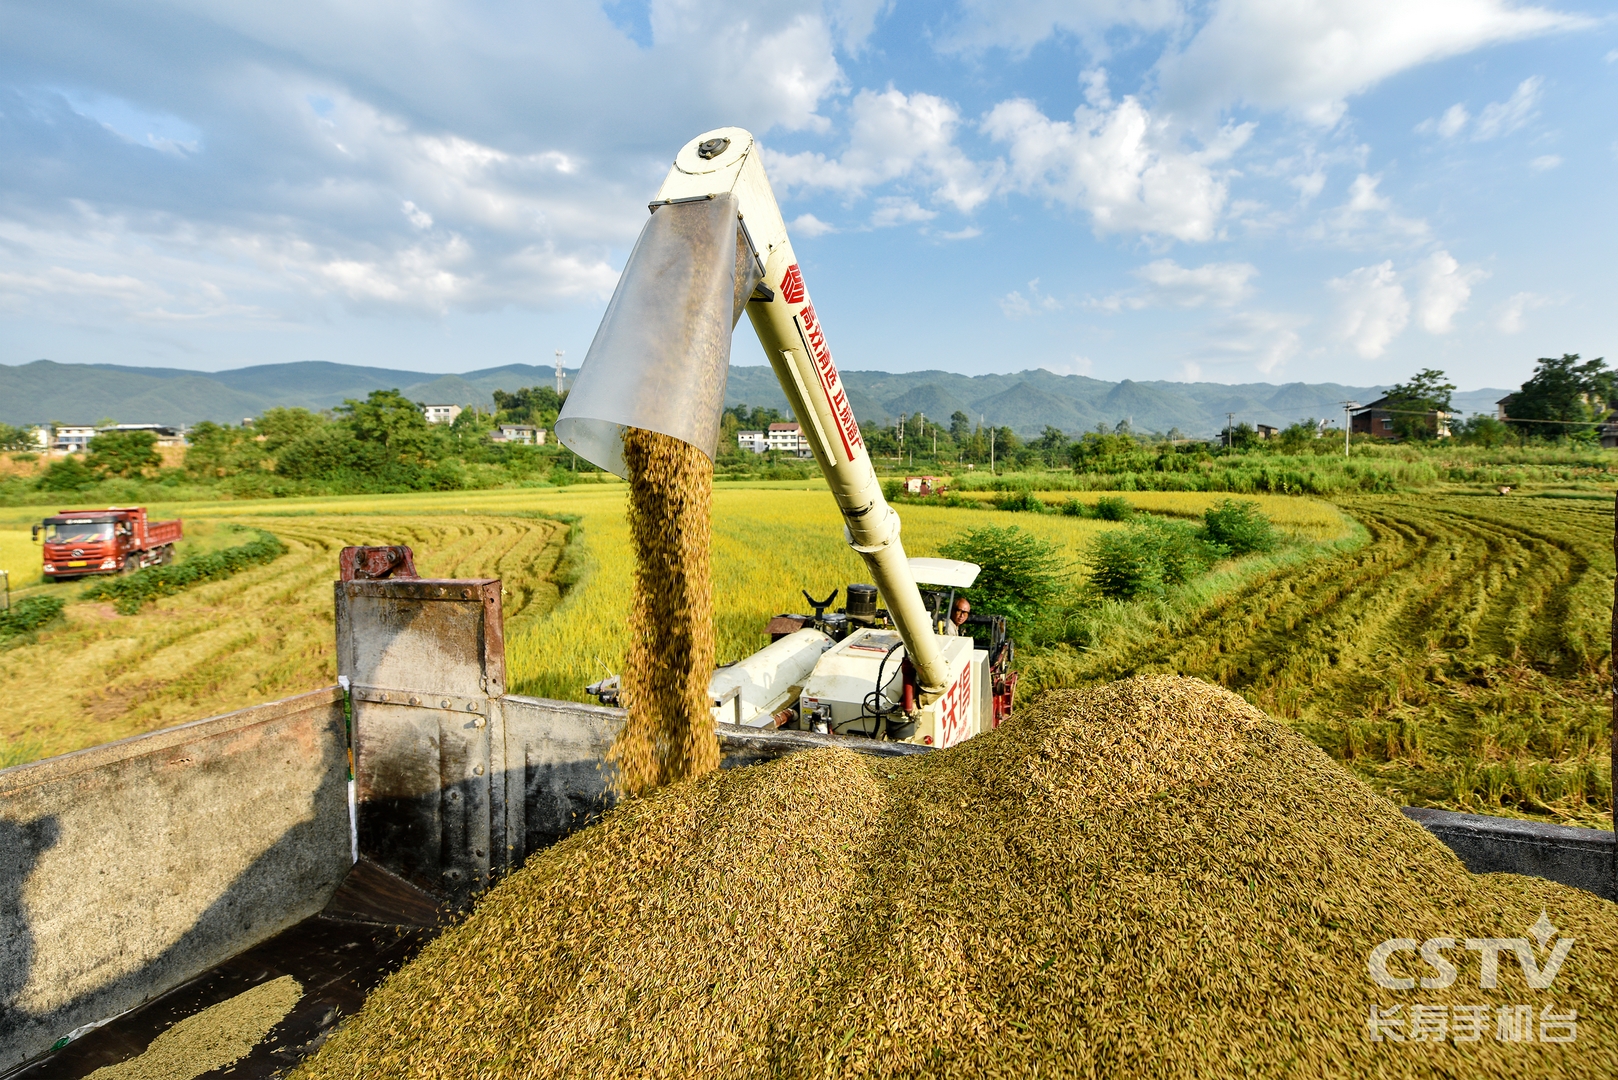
[907,557,980,588]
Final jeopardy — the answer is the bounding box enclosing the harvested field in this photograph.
[1022,493,1616,827]
[0,510,569,765]
[294,677,1618,1079]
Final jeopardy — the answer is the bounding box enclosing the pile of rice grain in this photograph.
[294,677,1618,1079]
[612,427,720,795]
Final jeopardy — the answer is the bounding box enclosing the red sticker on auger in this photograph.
[793,299,864,461]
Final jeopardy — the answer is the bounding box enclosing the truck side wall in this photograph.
[0,689,350,1073]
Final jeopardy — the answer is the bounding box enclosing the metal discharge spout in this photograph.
[556,193,762,477]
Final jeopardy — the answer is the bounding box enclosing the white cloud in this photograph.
[1413,250,1486,333]
[766,87,998,212]
[1000,278,1062,318]
[1158,0,1584,126]
[939,225,983,240]
[1330,261,1410,358]
[1201,309,1306,374]
[401,201,433,230]
[1416,103,1472,138]
[1474,76,1543,139]
[869,196,936,227]
[1529,154,1563,171]
[788,213,838,237]
[983,95,1250,241]
[1313,173,1429,247]
[1098,259,1259,310]
[1497,290,1553,333]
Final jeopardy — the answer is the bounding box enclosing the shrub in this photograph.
[36,456,97,492]
[1094,495,1134,521]
[1089,518,1216,600]
[0,596,66,640]
[83,530,288,614]
[992,491,1048,513]
[1059,498,1089,517]
[937,525,1067,620]
[1201,499,1277,556]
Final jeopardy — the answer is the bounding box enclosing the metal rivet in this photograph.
[409,695,420,706]
[379,693,388,702]
[466,702,478,712]
[440,699,450,709]
[473,765,484,776]
[473,717,486,729]
[461,589,470,599]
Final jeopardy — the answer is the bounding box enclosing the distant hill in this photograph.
[0,359,1511,439]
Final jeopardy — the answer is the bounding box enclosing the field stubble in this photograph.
[1022,493,1615,827]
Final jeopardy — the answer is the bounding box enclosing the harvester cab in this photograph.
[559,130,1015,749]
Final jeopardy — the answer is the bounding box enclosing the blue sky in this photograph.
[1,0,1613,390]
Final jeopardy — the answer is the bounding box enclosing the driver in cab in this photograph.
[942,597,970,636]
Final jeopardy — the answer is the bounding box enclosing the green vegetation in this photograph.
[1201,498,1277,555]
[1088,518,1219,600]
[0,595,65,641]
[82,529,288,614]
[936,525,1067,620]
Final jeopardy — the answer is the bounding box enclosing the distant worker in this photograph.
[943,597,971,636]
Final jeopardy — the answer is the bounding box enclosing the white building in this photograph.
[53,425,97,452]
[490,424,545,445]
[767,422,811,457]
[29,425,51,450]
[423,404,463,424]
[737,430,768,454]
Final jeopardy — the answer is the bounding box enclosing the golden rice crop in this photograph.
[613,429,719,795]
[292,676,1618,1080]
[0,510,566,766]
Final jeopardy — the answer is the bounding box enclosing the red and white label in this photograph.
[781,264,864,462]
[779,263,806,304]
[935,659,974,749]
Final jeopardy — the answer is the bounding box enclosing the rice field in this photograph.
[0,483,1150,766]
[0,501,569,766]
[1022,492,1615,827]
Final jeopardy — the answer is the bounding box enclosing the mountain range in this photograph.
[1,359,1511,440]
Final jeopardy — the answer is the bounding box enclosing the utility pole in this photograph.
[554,349,566,395]
[990,426,996,474]
[1225,412,1236,450]
[1340,401,1358,457]
[897,413,905,463]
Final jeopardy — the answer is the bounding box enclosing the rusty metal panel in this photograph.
[338,579,504,909]
[336,579,504,699]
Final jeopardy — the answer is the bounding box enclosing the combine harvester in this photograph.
[0,132,1611,1078]
[558,127,1012,747]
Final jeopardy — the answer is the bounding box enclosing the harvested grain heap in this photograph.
[612,426,720,795]
[296,677,1618,1079]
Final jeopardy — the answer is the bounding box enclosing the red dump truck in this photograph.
[31,507,182,581]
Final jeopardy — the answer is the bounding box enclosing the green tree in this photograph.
[185,422,263,477]
[87,430,160,477]
[337,390,440,462]
[1505,354,1613,440]
[1383,368,1457,440]
[493,386,566,427]
[1456,414,1514,448]
[0,423,37,451]
[256,407,327,451]
[937,525,1066,621]
[1033,425,1070,466]
[949,411,971,441]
